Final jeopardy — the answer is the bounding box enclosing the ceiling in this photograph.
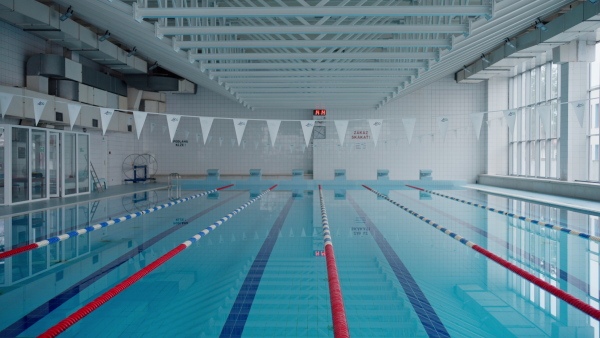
[44,0,577,111]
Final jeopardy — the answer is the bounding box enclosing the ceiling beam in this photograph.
[202,61,428,70]
[220,76,411,83]
[234,87,394,93]
[158,24,468,36]
[211,70,418,77]
[134,5,492,20]
[190,51,438,61]
[175,39,451,49]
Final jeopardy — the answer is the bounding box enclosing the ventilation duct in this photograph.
[126,75,196,94]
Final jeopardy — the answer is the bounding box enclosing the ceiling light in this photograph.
[463,66,471,74]
[127,47,137,57]
[481,54,490,64]
[59,6,73,21]
[505,38,515,49]
[148,62,159,71]
[535,18,547,32]
[98,30,111,41]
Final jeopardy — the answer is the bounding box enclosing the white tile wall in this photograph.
[314,76,487,182]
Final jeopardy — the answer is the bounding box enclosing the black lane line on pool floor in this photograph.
[219,196,295,338]
[0,191,246,338]
[347,194,451,338]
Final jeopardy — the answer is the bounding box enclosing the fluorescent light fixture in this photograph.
[148,62,159,71]
[505,38,515,48]
[481,54,490,64]
[59,6,73,21]
[463,66,471,74]
[98,30,111,41]
[127,47,137,57]
[535,18,547,32]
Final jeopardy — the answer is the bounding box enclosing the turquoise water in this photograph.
[0,186,598,337]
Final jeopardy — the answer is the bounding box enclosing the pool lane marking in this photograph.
[219,195,295,338]
[346,194,450,337]
[406,185,600,243]
[318,185,350,338]
[364,185,600,321]
[395,190,590,294]
[0,190,246,338]
[0,184,234,260]
[39,185,277,338]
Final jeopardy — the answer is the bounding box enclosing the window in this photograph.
[509,62,560,178]
[589,44,600,181]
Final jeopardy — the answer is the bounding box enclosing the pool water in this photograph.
[0,186,598,337]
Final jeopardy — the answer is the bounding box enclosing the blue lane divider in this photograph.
[406,185,600,243]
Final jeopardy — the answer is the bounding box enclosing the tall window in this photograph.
[588,44,600,181]
[509,63,560,178]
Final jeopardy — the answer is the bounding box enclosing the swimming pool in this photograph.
[0,184,599,337]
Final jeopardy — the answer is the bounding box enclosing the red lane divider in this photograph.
[318,185,350,338]
[38,185,277,338]
[362,185,600,321]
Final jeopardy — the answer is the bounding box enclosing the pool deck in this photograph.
[0,183,169,218]
[464,184,600,214]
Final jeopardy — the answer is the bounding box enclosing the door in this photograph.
[48,132,59,197]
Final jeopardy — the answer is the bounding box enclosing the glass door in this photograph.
[48,132,59,197]
[11,128,29,203]
[63,133,76,196]
[31,130,47,200]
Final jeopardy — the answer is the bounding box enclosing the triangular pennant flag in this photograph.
[537,105,551,137]
[33,99,47,126]
[232,119,248,145]
[300,120,315,147]
[368,119,383,146]
[437,117,449,141]
[402,118,416,144]
[166,114,181,142]
[67,103,81,130]
[503,110,518,135]
[569,100,587,128]
[133,111,147,139]
[468,113,485,140]
[334,120,349,146]
[99,108,114,135]
[199,117,214,144]
[266,120,281,147]
[0,93,13,118]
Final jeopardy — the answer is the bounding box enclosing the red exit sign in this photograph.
[313,109,326,116]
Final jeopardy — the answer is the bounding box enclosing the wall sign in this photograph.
[352,128,370,140]
[173,140,188,147]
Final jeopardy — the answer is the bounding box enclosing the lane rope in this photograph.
[406,185,600,243]
[0,185,234,260]
[363,185,600,321]
[318,185,350,338]
[38,185,277,338]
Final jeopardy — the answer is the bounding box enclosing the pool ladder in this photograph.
[168,173,181,200]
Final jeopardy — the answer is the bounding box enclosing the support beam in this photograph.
[202,61,428,70]
[228,82,403,87]
[212,70,418,77]
[176,39,451,49]
[235,87,394,93]
[220,76,411,83]
[134,5,492,19]
[158,24,468,35]
[190,51,439,61]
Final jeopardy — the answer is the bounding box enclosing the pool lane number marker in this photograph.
[0,184,234,260]
[38,185,277,338]
[318,185,350,338]
[406,185,600,243]
[363,185,600,321]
